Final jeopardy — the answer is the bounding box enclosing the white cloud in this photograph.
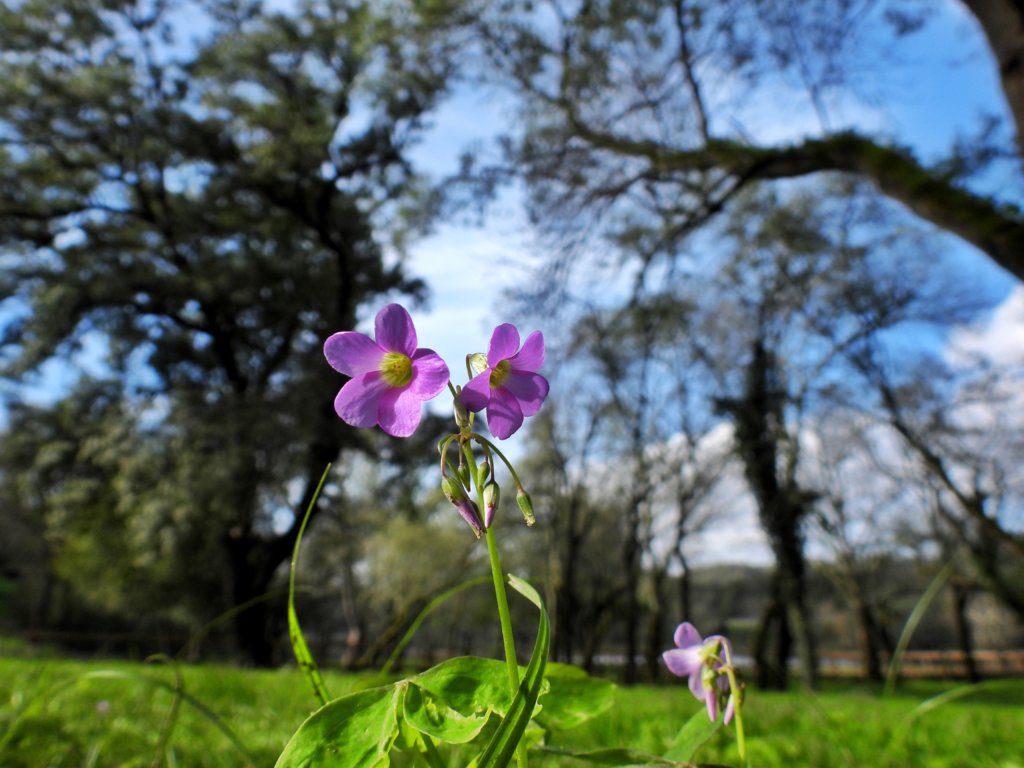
[946,285,1024,368]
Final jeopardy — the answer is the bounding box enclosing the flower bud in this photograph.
[477,461,490,487]
[453,393,470,429]
[457,462,471,489]
[467,352,488,376]
[442,476,483,538]
[516,489,535,526]
[483,482,500,528]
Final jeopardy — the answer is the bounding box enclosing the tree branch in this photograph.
[567,121,1024,280]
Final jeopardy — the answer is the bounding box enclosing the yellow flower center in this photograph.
[380,352,413,387]
[489,359,511,388]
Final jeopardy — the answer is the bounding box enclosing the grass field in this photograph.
[1,653,1022,767]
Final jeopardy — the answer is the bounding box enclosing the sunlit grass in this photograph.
[1,655,1022,767]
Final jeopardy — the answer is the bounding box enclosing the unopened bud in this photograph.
[468,352,488,376]
[516,489,535,526]
[442,476,483,538]
[483,482,500,528]
[457,462,471,489]
[477,461,490,487]
[454,393,470,429]
[441,475,467,505]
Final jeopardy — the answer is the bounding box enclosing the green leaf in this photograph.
[404,657,513,743]
[662,709,721,763]
[288,464,332,707]
[536,662,616,731]
[540,746,693,766]
[884,559,954,697]
[476,575,550,768]
[275,684,403,768]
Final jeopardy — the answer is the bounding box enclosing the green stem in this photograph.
[720,642,746,765]
[421,733,446,768]
[725,667,746,765]
[485,528,519,689]
[470,433,525,490]
[484,527,529,768]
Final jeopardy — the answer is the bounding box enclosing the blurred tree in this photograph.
[564,297,727,682]
[0,0,461,663]
[857,351,1024,623]
[678,183,977,688]
[475,0,1024,284]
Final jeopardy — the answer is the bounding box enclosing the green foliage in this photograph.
[287,465,332,707]
[535,664,616,732]
[404,658,512,743]
[275,685,403,768]
[475,575,550,768]
[276,575,565,766]
[0,0,462,660]
[661,712,721,763]
[3,657,1024,768]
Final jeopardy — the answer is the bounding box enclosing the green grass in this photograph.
[0,655,1022,767]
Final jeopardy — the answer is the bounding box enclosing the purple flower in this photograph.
[663,622,735,724]
[324,304,450,438]
[459,324,549,439]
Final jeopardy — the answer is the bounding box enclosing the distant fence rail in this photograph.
[820,649,1024,678]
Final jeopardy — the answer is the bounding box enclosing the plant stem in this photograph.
[484,525,529,768]
[470,433,526,490]
[421,733,446,768]
[726,667,747,765]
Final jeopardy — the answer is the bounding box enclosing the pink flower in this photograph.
[459,324,549,439]
[663,622,736,724]
[324,304,450,438]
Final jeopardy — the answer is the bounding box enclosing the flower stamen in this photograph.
[380,351,413,387]
[489,359,511,388]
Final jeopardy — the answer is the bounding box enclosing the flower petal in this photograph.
[459,370,492,412]
[723,694,735,725]
[375,303,417,356]
[334,372,389,428]
[324,332,384,376]
[674,622,703,650]
[409,349,450,399]
[377,386,423,438]
[486,386,524,439]
[502,371,549,417]
[662,648,703,678]
[487,323,520,365]
[509,330,544,372]
[705,690,718,722]
[689,669,704,700]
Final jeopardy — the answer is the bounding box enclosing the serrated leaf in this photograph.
[274,684,402,768]
[662,709,721,763]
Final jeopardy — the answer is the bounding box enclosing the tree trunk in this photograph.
[622,501,642,684]
[951,582,981,683]
[644,571,667,680]
[753,576,791,690]
[226,538,277,666]
[963,0,1024,163]
[722,334,818,689]
[852,589,884,682]
[678,552,692,623]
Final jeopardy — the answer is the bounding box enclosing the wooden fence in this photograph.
[820,649,1024,678]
